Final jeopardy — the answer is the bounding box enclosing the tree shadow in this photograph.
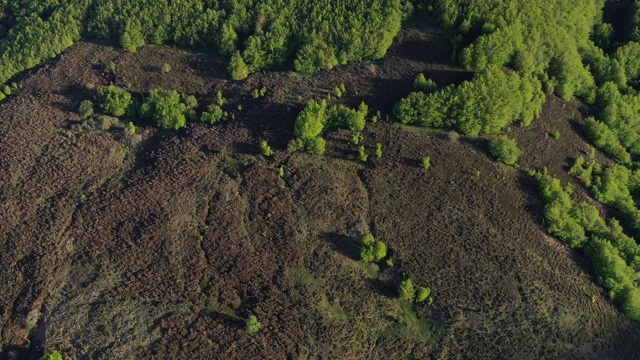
[319,232,360,261]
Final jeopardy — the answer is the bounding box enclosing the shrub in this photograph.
[245,315,262,333]
[216,91,225,106]
[2,85,11,95]
[358,145,368,162]
[201,105,225,125]
[375,143,383,158]
[96,85,132,117]
[488,136,522,165]
[78,100,94,119]
[259,140,273,156]
[162,63,171,74]
[398,279,416,302]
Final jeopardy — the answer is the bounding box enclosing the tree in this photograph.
[488,136,522,165]
[41,351,63,360]
[78,100,94,119]
[398,279,416,302]
[259,140,273,156]
[201,105,224,125]
[245,315,262,333]
[95,85,132,117]
[422,156,431,170]
[416,287,431,303]
[228,51,249,81]
[140,89,189,130]
[305,137,326,155]
[358,234,387,262]
[414,73,437,93]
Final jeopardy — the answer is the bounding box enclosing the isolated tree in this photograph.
[96,85,132,117]
[398,278,416,302]
[488,136,522,165]
[245,315,262,333]
[259,140,273,156]
[141,89,188,130]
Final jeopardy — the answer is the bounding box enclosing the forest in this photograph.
[3,0,640,359]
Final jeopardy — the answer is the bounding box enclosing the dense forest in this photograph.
[4,0,640,358]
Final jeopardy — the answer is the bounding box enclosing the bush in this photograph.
[78,100,94,119]
[201,105,225,125]
[162,63,171,74]
[358,145,368,162]
[375,143,383,158]
[398,279,416,302]
[245,315,262,333]
[96,85,132,117]
[488,136,522,165]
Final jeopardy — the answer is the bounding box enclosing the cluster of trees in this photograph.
[397,278,432,304]
[0,0,409,85]
[290,99,369,155]
[358,234,387,262]
[0,0,89,86]
[579,81,640,164]
[531,170,640,321]
[394,66,544,135]
[93,85,229,130]
[570,154,640,235]
[430,0,599,100]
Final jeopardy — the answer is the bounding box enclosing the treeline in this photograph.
[0,0,90,85]
[394,66,544,135]
[531,169,640,322]
[0,0,408,86]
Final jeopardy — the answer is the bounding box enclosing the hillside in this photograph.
[2,3,640,360]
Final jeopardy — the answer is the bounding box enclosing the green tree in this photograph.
[488,136,522,165]
[358,234,387,262]
[201,105,224,125]
[41,350,63,360]
[245,315,262,333]
[422,156,431,170]
[228,51,249,81]
[259,140,273,156]
[416,287,431,303]
[398,279,416,302]
[140,89,189,130]
[414,73,437,93]
[96,85,132,117]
